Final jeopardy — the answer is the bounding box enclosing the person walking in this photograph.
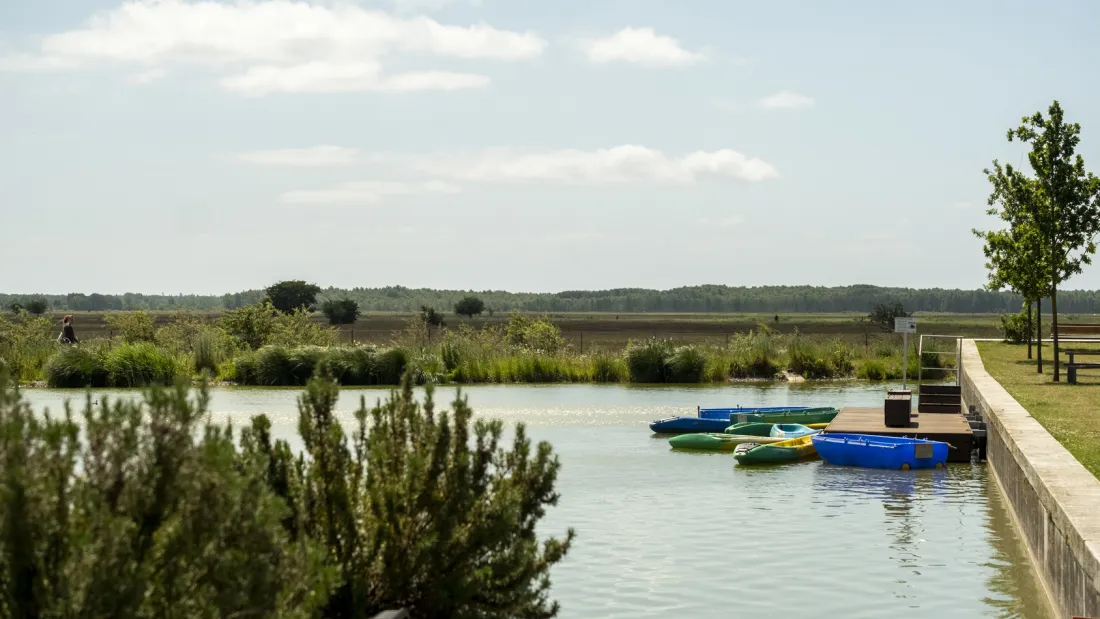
[58,314,79,344]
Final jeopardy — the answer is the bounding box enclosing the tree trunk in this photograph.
[1036,299,1043,374]
[1052,283,1060,382]
[1027,301,1033,360]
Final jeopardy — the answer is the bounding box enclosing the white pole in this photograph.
[902,331,909,390]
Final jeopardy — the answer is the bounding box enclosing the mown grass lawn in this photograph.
[978,341,1100,478]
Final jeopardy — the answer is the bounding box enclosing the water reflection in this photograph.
[18,384,1052,618]
[982,481,1056,618]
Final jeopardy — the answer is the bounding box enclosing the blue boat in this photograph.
[697,405,811,420]
[769,423,820,439]
[649,405,811,434]
[811,433,949,470]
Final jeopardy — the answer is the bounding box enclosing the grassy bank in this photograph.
[977,342,1100,479]
[3,307,954,387]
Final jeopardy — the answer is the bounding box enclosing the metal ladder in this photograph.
[917,334,963,385]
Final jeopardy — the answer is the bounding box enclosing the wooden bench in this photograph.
[1056,323,1100,384]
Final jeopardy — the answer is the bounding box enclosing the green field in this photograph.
[55,310,1014,350]
[978,342,1100,479]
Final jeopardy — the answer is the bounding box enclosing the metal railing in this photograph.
[917,334,963,386]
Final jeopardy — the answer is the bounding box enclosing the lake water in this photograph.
[21,382,1054,619]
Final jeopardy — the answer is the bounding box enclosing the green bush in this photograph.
[0,313,56,382]
[787,337,830,378]
[826,340,856,376]
[626,338,672,383]
[328,346,377,385]
[233,345,410,386]
[591,353,629,382]
[103,310,157,343]
[0,371,333,617]
[376,348,410,384]
[441,340,463,371]
[193,328,222,375]
[321,298,360,325]
[998,310,1031,344]
[233,350,260,384]
[857,358,890,380]
[250,345,322,386]
[667,345,707,383]
[45,345,109,388]
[104,342,182,387]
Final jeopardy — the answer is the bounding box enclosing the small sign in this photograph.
[894,317,916,334]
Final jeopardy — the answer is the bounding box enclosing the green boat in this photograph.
[669,433,788,451]
[725,407,839,428]
[733,435,818,465]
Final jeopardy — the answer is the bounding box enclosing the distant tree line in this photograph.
[7,284,1100,314]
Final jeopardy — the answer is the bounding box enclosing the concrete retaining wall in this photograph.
[961,339,1100,618]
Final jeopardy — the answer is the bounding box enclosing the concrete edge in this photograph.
[962,339,1100,607]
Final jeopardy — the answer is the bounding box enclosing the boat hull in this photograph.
[811,433,949,470]
[724,408,839,429]
[669,433,788,451]
[651,407,837,435]
[769,423,820,439]
[697,405,810,420]
[650,417,733,434]
[733,435,818,465]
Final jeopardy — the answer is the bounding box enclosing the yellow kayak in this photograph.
[733,434,818,464]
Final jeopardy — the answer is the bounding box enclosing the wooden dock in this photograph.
[826,407,974,463]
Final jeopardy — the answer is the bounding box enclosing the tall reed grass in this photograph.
[233,346,410,386]
[45,342,183,388]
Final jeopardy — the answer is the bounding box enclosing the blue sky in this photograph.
[2,0,1099,295]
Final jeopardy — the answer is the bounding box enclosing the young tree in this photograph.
[419,306,445,327]
[867,302,910,332]
[974,169,1051,368]
[242,369,575,618]
[453,295,485,319]
[23,299,47,315]
[265,281,322,314]
[321,298,360,325]
[1007,101,1100,381]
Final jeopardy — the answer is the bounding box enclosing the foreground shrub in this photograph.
[242,369,574,618]
[44,344,110,388]
[0,371,333,617]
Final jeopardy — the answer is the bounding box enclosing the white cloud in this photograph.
[235,146,360,167]
[221,62,489,95]
[386,145,778,183]
[1,0,544,95]
[389,0,484,12]
[280,180,462,205]
[758,90,815,110]
[579,27,704,68]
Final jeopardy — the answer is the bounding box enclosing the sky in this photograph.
[2,0,1100,295]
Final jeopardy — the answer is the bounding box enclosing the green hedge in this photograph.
[233,345,410,386]
[45,343,182,388]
